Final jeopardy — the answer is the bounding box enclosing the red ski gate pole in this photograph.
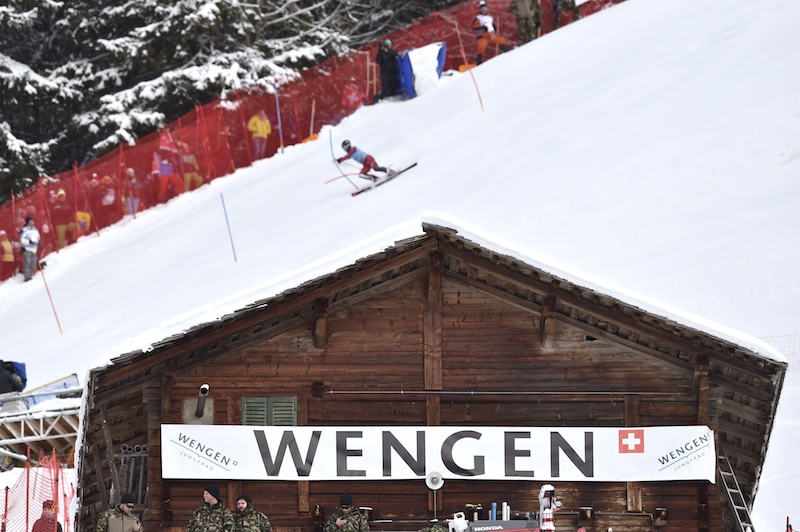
[38,260,63,334]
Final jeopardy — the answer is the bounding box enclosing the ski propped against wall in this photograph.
[352,163,418,196]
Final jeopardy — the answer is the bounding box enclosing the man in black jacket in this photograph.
[0,361,22,394]
[375,39,399,102]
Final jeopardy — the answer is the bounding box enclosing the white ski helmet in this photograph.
[342,140,351,151]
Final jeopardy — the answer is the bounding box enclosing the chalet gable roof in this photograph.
[93,221,786,509]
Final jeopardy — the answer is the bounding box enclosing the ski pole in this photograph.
[220,193,238,263]
[329,131,359,189]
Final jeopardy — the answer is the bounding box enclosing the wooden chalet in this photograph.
[76,223,787,532]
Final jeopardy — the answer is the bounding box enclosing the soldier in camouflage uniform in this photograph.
[510,0,542,43]
[234,493,273,532]
[553,0,580,29]
[96,492,142,532]
[188,486,235,532]
[323,494,369,532]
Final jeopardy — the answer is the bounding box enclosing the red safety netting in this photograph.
[0,452,74,532]
[0,0,622,283]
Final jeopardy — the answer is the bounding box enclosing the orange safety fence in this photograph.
[0,0,622,282]
[0,451,74,532]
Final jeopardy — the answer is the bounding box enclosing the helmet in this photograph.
[479,0,487,7]
[342,140,351,151]
[384,39,392,47]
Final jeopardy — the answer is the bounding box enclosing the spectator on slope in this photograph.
[122,167,143,216]
[375,39,400,102]
[0,230,16,281]
[510,0,542,44]
[247,109,272,161]
[32,499,63,532]
[155,153,184,203]
[50,188,76,249]
[18,216,41,282]
[0,360,23,395]
[473,0,509,65]
[75,175,96,236]
[180,149,204,192]
[553,0,580,30]
[337,140,394,182]
[97,174,121,228]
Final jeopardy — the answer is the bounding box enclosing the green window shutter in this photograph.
[242,397,297,426]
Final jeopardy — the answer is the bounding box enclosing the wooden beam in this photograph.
[624,395,641,512]
[298,481,310,513]
[541,296,557,349]
[100,406,122,503]
[426,395,441,426]
[93,447,109,510]
[312,298,329,349]
[424,253,443,390]
[695,355,710,425]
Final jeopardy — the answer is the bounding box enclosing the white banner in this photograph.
[161,425,715,483]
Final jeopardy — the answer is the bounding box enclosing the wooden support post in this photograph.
[694,355,710,424]
[93,447,109,509]
[313,298,329,349]
[100,406,122,503]
[624,395,642,512]
[424,252,443,391]
[426,395,441,427]
[540,296,557,349]
[162,359,176,420]
[298,481,310,513]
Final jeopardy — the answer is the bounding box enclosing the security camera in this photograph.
[199,384,210,396]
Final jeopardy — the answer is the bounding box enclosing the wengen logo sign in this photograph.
[160,425,716,482]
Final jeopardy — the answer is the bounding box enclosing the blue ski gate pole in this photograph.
[220,193,238,263]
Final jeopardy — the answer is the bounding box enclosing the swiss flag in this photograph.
[341,84,363,110]
[618,429,645,453]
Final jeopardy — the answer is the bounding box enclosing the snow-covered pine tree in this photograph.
[0,0,462,203]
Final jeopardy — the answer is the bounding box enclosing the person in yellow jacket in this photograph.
[247,109,272,161]
[0,230,16,282]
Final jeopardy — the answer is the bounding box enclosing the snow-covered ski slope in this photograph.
[1,0,798,526]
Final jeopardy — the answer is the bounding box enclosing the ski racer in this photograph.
[337,140,394,181]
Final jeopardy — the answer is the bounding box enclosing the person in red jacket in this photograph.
[473,1,509,65]
[32,500,63,532]
[336,140,394,182]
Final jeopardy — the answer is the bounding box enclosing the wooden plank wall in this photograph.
[81,276,722,531]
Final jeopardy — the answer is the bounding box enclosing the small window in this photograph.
[242,397,297,426]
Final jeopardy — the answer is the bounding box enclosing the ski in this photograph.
[351,163,418,196]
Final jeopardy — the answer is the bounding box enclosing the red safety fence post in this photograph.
[118,144,126,220]
[235,92,253,166]
[452,18,484,112]
[37,178,57,255]
[198,103,219,180]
